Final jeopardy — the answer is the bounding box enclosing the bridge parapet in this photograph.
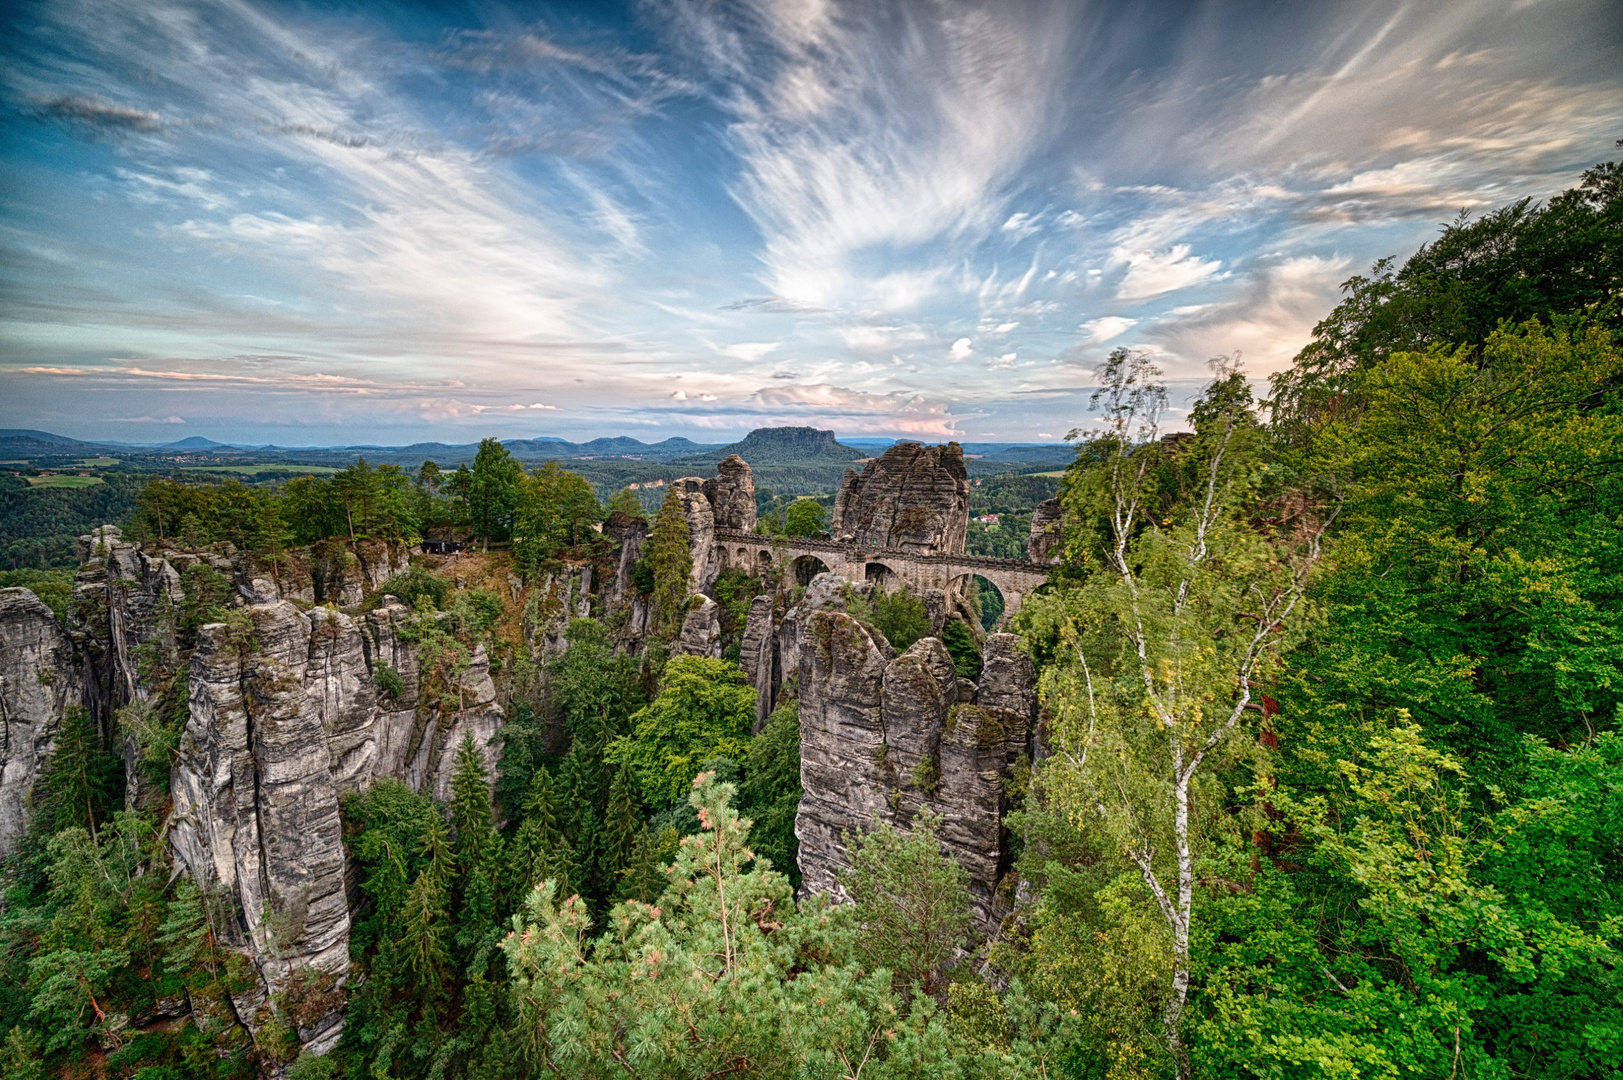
[711,528,1051,619]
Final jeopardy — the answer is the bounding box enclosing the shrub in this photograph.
[378,565,449,610]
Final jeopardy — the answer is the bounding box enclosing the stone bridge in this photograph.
[713,528,1052,618]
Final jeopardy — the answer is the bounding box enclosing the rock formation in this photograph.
[673,479,721,595]
[791,577,1037,933]
[675,595,723,658]
[1028,498,1064,565]
[169,596,500,1053]
[740,594,778,729]
[0,588,86,857]
[0,523,502,1057]
[833,442,970,554]
[704,454,757,532]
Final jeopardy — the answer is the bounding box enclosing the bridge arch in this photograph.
[791,553,830,587]
[969,573,1005,630]
[864,561,901,590]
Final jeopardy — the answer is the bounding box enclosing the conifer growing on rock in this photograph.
[649,488,693,638]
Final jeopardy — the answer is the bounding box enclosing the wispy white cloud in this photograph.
[1080,316,1137,345]
[1113,245,1223,302]
[1,0,1617,444]
[684,0,1073,311]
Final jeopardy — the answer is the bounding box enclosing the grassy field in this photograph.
[26,474,105,488]
[75,458,119,467]
[182,463,340,476]
[1026,470,1067,478]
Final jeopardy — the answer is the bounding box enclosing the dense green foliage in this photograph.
[783,497,828,537]
[608,655,757,810]
[0,471,144,568]
[4,160,1620,1079]
[0,568,74,621]
[848,583,932,653]
[1009,157,1623,1078]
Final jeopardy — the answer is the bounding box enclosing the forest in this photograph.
[1,156,1619,1080]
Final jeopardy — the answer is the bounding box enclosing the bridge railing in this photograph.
[712,528,1047,574]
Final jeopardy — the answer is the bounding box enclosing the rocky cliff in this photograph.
[833,442,970,554]
[704,454,758,532]
[0,525,499,1060]
[0,587,85,857]
[169,597,500,1054]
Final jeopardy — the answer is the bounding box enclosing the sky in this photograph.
[1,0,1619,446]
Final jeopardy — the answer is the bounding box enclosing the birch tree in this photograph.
[1037,349,1334,1077]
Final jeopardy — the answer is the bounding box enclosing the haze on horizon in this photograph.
[1,0,1619,446]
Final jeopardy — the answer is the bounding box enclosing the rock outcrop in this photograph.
[170,604,351,1054]
[794,605,1036,934]
[603,510,648,611]
[673,480,721,596]
[675,595,723,658]
[0,588,86,857]
[704,454,757,532]
[740,594,778,729]
[169,598,501,1054]
[833,442,970,554]
[72,525,186,721]
[1028,498,1064,565]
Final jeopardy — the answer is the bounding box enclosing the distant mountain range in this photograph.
[0,426,1076,475]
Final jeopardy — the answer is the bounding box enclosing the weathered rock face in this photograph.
[833,442,969,554]
[674,481,721,596]
[675,595,723,658]
[794,612,1037,934]
[72,525,186,721]
[740,594,778,730]
[704,454,757,532]
[169,603,351,1054]
[0,588,87,857]
[1028,498,1064,565]
[169,598,502,1054]
[602,510,648,611]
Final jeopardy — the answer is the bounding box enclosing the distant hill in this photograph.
[0,429,89,445]
[157,436,238,450]
[675,426,865,468]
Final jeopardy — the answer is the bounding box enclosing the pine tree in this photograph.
[509,767,573,900]
[649,488,693,639]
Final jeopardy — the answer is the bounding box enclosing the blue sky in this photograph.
[1,0,1619,445]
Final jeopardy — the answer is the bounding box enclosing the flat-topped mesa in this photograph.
[833,442,970,554]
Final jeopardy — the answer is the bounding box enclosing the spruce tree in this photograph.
[509,767,573,900]
[450,734,494,880]
[614,825,667,904]
[400,812,451,1005]
[649,488,693,639]
[450,735,501,951]
[39,705,117,838]
[557,745,604,906]
[603,758,643,886]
